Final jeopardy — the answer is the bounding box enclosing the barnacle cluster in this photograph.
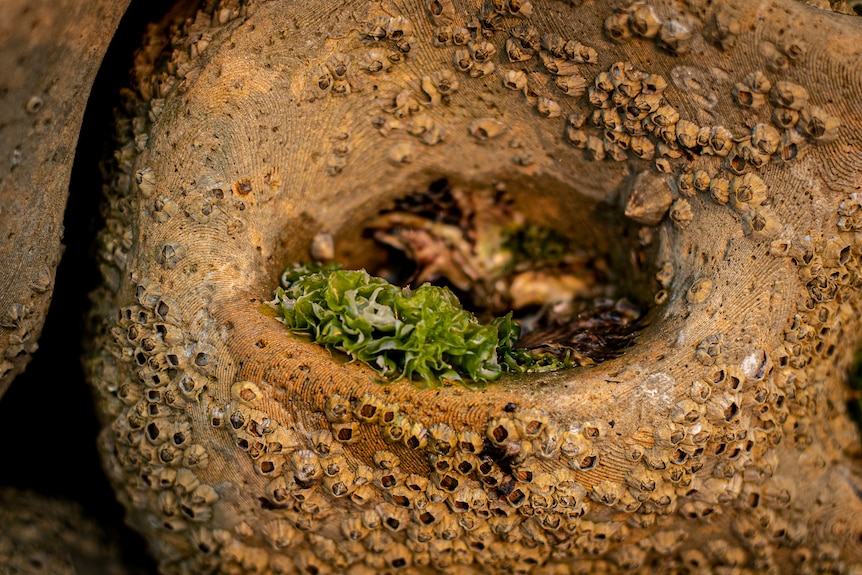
[82,0,862,573]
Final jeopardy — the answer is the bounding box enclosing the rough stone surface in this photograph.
[0,488,136,575]
[0,0,131,397]
[83,0,862,573]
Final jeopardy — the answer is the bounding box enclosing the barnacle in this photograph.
[3,0,862,574]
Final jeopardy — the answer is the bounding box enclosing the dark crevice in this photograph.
[848,351,862,437]
[0,0,177,572]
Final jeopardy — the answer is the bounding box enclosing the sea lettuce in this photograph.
[272,263,569,386]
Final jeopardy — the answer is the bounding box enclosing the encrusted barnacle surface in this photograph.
[80,0,862,574]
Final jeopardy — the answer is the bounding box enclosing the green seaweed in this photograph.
[272,263,570,386]
[504,222,570,267]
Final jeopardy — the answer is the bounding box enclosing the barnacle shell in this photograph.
[625,171,673,225]
[629,4,662,38]
[770,81,809,110]
[797,105,841,143]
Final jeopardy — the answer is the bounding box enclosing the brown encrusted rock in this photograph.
[0,488,134,575]
[88,0,862,573]
[0,0,131,397]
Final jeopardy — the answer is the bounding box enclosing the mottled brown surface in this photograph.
[0,488,136,575]
[83,0,862,573]
[0,0,131,397]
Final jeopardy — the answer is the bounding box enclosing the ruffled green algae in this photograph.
[271,263,570,387]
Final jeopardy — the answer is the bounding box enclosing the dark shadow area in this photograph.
[848,351,862,434]
[0,0,176,572]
